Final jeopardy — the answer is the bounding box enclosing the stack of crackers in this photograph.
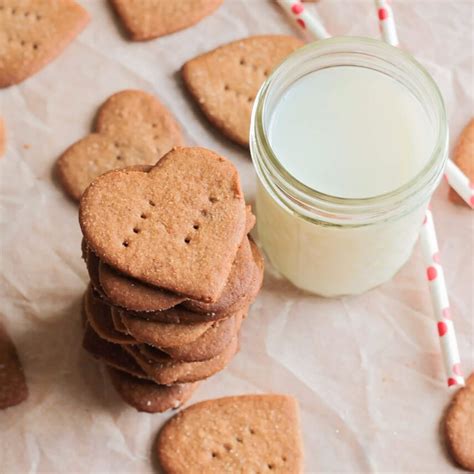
[78,147,264,413]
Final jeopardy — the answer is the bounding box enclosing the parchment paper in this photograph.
[0,1,473,472]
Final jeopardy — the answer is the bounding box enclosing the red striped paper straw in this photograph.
[374,0,465,388]
[276,0,330,40]
[420,208,465,387]
[373,1,473,208]
[374,0,399,46]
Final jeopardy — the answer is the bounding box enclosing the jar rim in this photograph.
[250,36,448,224]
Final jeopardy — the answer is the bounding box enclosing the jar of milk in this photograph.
[250,37,448,297]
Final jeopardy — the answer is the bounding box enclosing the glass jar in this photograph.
[250,37,448,297]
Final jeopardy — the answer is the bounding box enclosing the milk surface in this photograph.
[268,66,434,198]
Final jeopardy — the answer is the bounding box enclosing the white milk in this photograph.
[268,67,434,199]
[254,64,440,296]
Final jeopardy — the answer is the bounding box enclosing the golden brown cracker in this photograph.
[79,147,246,303]
[110,0,223,41]
[82,324,147,379]
[98,212,255,313]
[95,89,183,157]
[56,90,183,201]
[124,336,239,385]
[0,0,89,87]
[183,237,255,314]
[182,35,303,146]
[0,321,28,409]
[108,367,198,413]
[156,394,304,473]
[57,134,157,203]
[450,118,474,205]
[121,313,213,348]
[445,373,474,471]
[192,237,263,315]
[120,302,233,325]
[119,238,263,325]
[154,312,242,362]
[99,260,186,312]
[84,284,135,345]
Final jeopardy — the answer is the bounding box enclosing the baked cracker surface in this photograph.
[445,373,474,471]
[0,0,89,87]
[156,394,304,473]
[182,35,303,146]
[79,146,246,303]
[110,0,223,41]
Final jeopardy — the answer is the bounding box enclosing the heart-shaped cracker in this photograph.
[0,0,89,87]
[0,117,5,157]
[80,147,246,302]
[444,373,474,471]
[449,118,473,205]
[97,206,255,313]
[110,0,223,41]
[182,35,303,146]
[57,91,183,201]
[156,395,304,474]
[108,367,199,414]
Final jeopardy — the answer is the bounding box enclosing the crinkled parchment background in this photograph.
[0,1,473,472]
